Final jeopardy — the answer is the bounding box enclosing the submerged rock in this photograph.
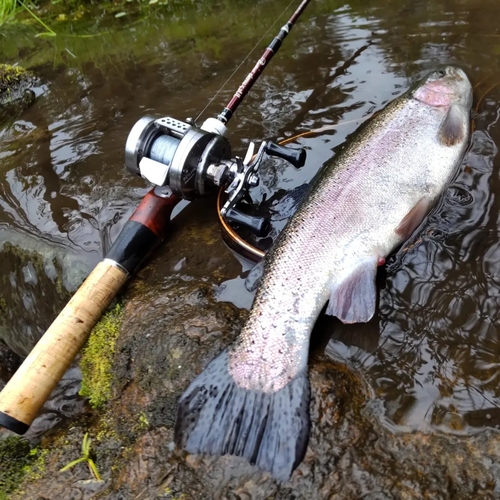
[0,241,82,359]
[0,64,36,123]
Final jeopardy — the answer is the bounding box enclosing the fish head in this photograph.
[412,66,472,110]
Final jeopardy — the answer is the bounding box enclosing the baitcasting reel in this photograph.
[125,115,306,236]
[124,0,310,238]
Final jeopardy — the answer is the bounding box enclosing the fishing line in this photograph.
[475,82,500,113]
[194,0,298,124]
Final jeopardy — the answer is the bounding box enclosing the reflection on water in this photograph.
[1,0,500,435]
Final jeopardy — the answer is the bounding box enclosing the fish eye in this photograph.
[436,69,447,78]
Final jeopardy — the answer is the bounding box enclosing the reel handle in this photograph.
[265,142,306,168]
[224,207,270,237]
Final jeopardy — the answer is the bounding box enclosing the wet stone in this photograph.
[11,281,500,500]
[0,340,21,389]
[0,64,37,123]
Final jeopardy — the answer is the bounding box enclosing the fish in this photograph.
[174,66,473,480]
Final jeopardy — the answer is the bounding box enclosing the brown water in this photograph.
[1,0,500,436]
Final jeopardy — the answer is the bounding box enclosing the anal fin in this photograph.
[326,256,378,324]
[395,198,430,240]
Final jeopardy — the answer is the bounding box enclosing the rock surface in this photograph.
[0,64,36,123]
[4,205,500,499]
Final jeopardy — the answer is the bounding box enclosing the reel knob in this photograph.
[265,142,306,168]
[224,207,270,237]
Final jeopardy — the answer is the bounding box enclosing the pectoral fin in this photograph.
[439,103,468,146]
[395,198,430,240]
[326,256,378,324]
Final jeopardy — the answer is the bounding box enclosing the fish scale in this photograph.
[175,66,473,480]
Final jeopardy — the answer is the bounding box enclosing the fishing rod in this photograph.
[216,0,311,126]
[0,0,311,435]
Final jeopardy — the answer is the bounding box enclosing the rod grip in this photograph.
[0,260,128,433]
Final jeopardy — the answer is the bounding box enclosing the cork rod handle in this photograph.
[0,260,128,433]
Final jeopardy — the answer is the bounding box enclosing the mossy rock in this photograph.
[0,64,37,122]
[0,437,38,498]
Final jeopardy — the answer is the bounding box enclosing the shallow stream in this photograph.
[1,0,500,453]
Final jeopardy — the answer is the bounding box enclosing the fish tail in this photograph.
[174,349,310,480]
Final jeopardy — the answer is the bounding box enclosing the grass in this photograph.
[0,0,18,24]
[17,0,56,35]
[59,432,102,481]
[0,0,57,35]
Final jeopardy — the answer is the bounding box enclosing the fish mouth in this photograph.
[434,66,468,82]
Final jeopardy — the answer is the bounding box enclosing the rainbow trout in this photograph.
[175,66,472,479]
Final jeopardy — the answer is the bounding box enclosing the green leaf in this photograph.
[60,457,86,472]
[88,459,103,482]
[81,433,91,457]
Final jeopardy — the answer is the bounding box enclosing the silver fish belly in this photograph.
[175,66,473,480]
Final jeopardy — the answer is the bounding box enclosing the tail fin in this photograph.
[174,350,310,481]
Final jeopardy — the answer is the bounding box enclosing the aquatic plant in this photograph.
[17,1,56,36]
[59,432,102,481]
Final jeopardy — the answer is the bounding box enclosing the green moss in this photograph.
[0,63,36,122]
[0,437,46,498]
[136,411,149,431]
[79,303,124,410]
[163,489,187,500]
[22,447,49,483]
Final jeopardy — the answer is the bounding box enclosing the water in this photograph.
[1,0,500,437]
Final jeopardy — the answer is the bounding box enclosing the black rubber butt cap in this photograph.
[0,411,29,435]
